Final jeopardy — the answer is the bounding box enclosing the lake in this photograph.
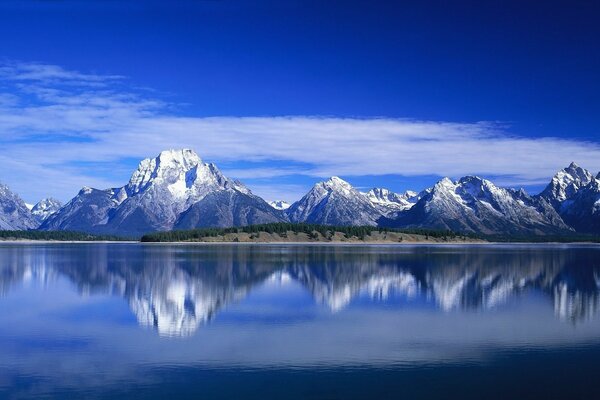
[1,243,600,399]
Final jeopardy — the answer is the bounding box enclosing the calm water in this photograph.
[1,243,600,399]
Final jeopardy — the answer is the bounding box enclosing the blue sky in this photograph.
[0,0,599,203]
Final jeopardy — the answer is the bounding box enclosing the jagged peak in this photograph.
[269,200,290,210]
[434,177,455,189]
[541,162,594,203]
[32,197,62,210]
[556,162,593,181]
[79,186,94,195]
[458,175,488,185]
[313,176,355,194]
[324,176,351,187]
[157,148,202,164]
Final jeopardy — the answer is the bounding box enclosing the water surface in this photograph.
[1,243,600,399]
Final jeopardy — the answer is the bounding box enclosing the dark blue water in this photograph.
[1,243,600,399]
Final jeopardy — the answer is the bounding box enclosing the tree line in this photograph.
[0,230,128,241]
[140,223,472,242]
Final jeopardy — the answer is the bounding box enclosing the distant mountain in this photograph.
[269,200,290,210]
[387,176,571,235]
[0,182,38,230]
[4,151,600,236]
[41,149,284,236]
[558,179,600,233]
[175,190,287,229]
[538,163,600,234]
[286,177,382,226]
[31,198,62,223]
[540,162,595,209]
[364,187,421,217]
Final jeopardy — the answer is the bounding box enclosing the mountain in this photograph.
[31,198,62,223]
[555,178,600,234]
[286,177,382,226]
[0,182,38,230]
[175,190,287,229]
[41,149,284,236]
[364,188,420,216]
[388,176,571,235]
[538,163,600,234]
[40,187,125,233]
[540,162,595,209]
[269,200,290,210]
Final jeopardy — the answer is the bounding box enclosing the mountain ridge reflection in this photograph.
[1,244,599,336]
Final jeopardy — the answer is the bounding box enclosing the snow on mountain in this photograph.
[269,200,290,210]
[364,187,421,216]
[41,149,285,236]
[537,163,600,234]
[0,182,39,230]
[540,162,595,209]
[557,178,600,234]
[388,176,571,235]
[286,176,383,226]
[40,186,125,233]
[31,198,62,222]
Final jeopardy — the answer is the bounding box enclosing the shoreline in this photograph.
[1,240,599,245]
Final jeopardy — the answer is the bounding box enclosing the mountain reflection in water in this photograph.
[1,243,599,337]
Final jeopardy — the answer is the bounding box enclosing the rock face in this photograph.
[388,176,571,235]
[31,198,62,223]
[364,188,420,217]
[0,182,38,230]
[41,149,285,236]
[558,179,600,233]
[538,163,600,234]
[540,162,595,209]
[286,177,382,226]
[175,191,287,229]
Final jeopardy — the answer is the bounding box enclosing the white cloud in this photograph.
[1,61,600,203]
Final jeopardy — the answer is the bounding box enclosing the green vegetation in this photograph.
[140,223,473,242]
[0,230,129,241]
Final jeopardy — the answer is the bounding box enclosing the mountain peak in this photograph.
[364,187,419,215]
[31,198,62,222]
[0,181,39,230]
[541,163,594,206]
[157,148,201,165]
[269,200,290,210]
[323,176,351,188]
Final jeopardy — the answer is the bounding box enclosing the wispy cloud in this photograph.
[1,61,599,203]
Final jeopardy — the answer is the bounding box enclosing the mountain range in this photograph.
[1,149,599,236]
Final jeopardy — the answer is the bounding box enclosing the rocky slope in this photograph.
[388,176,571,235]
[41,149,284,236]
[0,182,39,230]
[286,177,382,226]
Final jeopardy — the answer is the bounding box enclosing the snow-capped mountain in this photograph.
[555,178,600,234]
[41,149,285,236]
[540,162,595,209]
[0,182,38,230]
[4,153,600,236]
[538,163,600,234]
[364,188,420,216]
[388,176,571,235]
[31,198,62,223]
[286,177,382,226]
[269,200,290,210]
